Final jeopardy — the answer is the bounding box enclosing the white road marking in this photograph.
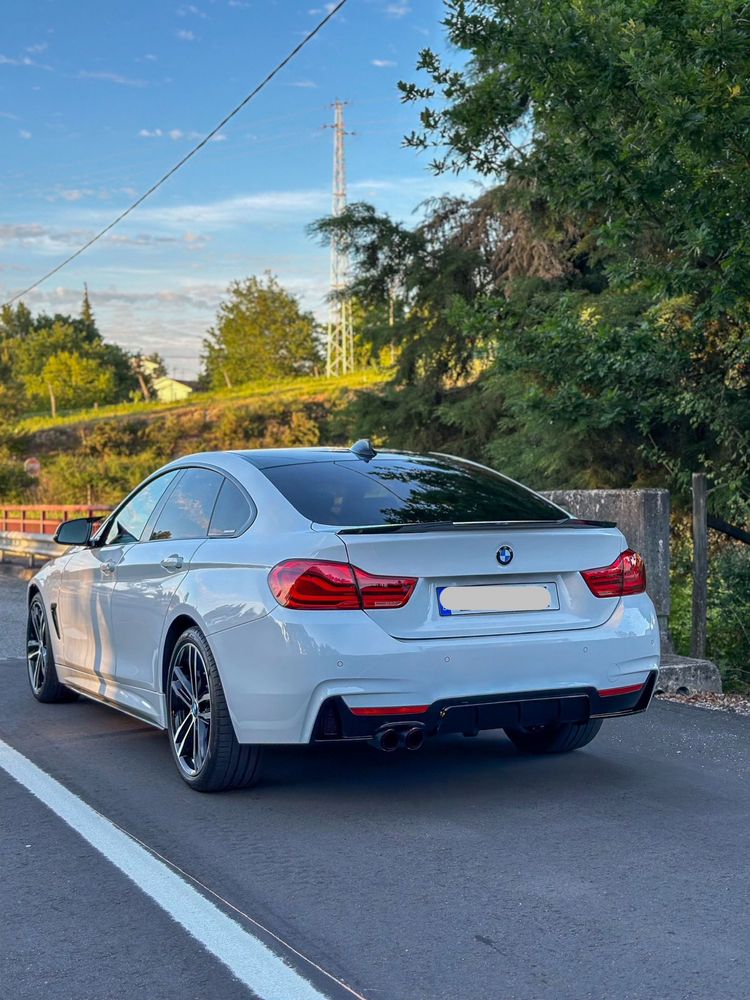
[0,737,330,1000]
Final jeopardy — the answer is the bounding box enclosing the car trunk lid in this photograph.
[336,523,625,639]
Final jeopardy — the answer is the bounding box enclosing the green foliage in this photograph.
[0,455,33,502]
[202,273,320,388]
[402,0,750,306]
[671,543,750,692]
[24,351,117,411]
[0,299,137,413]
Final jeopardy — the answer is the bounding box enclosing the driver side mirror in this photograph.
[54,517,95,547]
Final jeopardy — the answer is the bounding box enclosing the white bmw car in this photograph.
[27,442,659,791]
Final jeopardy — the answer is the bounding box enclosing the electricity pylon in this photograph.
[325,100,354,376]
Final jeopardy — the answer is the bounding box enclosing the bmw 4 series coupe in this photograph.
[27,441,660,791]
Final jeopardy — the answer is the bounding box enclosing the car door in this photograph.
[56,471,180,683]
[110,467,224,692]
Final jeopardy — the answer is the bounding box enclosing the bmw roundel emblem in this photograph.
[496,544,514,566]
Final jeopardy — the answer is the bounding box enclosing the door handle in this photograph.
[161,554,184,572]
[100,560,117,575]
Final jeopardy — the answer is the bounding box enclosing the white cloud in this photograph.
[176,29,195,41]
[0,110,19,120]
[26,43,48,54]
[0,222,89,251]
[134,189,330,229]
[60,189,93,201]
[371,58,396,68]
[177,4,206,16]
[385,2,410,17]
[138,126,226,142]
[286,80,318,89]
[19,129,32,140]
[77,70,148,87]
[0,53,52,70]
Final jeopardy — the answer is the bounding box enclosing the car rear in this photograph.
[224,447,659,746]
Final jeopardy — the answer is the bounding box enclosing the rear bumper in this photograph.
[208,592,659,744]
[312,670,659,742]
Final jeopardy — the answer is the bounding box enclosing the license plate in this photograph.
[437,583,559,616]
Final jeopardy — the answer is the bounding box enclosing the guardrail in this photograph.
[0,504,113,536]
[0,531,66,568]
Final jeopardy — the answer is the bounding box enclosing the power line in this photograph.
[2,0,349,308]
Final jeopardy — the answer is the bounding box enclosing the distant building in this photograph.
[140,358,201,402]
[151,375,201,403]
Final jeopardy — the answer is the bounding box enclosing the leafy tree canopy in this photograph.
[314,0,750,518]
[202,273,320,388]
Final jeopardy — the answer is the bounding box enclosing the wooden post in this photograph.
[691,472,708,658]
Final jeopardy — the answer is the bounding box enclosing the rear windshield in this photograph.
[261,457,564,527]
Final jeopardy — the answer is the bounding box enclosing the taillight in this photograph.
[354,567,416,609]
[268,560,360,610]
[269,559,417,611]
[581,549,646,598]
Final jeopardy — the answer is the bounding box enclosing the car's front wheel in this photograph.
[505,718,602,755]
[166,627,262,792]
[27,594,78,703]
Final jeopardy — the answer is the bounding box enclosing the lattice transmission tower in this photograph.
[325,100,354,376]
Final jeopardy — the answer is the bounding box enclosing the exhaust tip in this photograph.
[375,728,400,752]
[403,727,425,751]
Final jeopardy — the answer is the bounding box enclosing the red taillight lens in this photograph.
[354,567,416,609]
[581,549,646,598]
[269,560,417,611]
[268,560,360,610]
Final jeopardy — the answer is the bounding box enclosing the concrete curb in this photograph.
[656,654,723,695]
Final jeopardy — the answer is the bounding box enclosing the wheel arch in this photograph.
[161,613,200,694]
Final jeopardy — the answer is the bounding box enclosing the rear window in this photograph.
[261,457,564,527]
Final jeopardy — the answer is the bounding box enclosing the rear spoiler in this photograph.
[335,518,617,535]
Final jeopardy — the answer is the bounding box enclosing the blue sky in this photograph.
[0,0,478,377]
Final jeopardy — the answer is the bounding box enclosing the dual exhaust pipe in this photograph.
[371,724,425,753]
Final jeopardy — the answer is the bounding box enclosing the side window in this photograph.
[150,468,223,542]
[100,472,179,546]
[208,479,253,537]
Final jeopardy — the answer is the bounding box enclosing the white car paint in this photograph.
[29,448,660,744]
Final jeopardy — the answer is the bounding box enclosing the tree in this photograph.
[81,284,95,331]
[202,273,320,388]
[0,303,138,411]
[326,0,750,514]
[401,0,750,311]
[24,351,117,414]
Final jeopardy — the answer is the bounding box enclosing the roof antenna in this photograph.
[350,438,377,462]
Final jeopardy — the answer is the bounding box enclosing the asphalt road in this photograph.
[1,567,749,1000]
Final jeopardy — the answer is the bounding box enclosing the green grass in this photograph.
[15,369,388,434]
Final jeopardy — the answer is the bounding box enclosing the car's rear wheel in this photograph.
[505,718,602,755]
[27,594,78,703]
[166,627,262,792]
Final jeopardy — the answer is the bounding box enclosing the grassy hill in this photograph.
[1,370,387,505]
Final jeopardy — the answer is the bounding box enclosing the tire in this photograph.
[166,627,262,792]
[27,594,78,704]
[505,718,603,755]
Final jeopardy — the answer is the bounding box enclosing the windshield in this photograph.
[261,456,565,527]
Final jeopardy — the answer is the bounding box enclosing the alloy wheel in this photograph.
[27,601,48,694]
[169,642,212,777]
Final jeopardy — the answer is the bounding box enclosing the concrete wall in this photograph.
[542,489,671,652]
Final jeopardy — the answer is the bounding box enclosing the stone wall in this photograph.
[542,489,671,652]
